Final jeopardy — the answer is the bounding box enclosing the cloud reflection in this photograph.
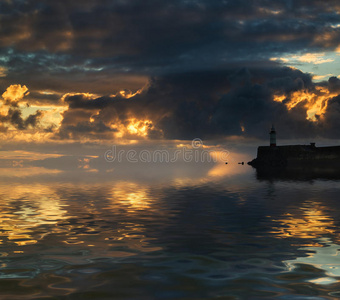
[109,181,153,211]
[0,179,166,258]
[284,238,340,286]
[270,196,340,288]
[269,200,335,239]
[0,184,67,247]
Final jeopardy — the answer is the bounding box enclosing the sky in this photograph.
[1,0,340,152]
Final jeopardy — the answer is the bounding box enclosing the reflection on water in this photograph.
[109,181,153,211]
[270,200,336,239]
[285,238,340,286]
[269,197,340,293]
[0,184,67,246]
[1,160,340,298]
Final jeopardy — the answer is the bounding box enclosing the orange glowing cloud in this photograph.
[0,84,66,141]
[126,118,152,137]
[119,89,143,99]
[58,88,164,141]
[111,84,149,99]
[273,86,336,121]
[61,92,99,102]
[2,84,29,103]
[111,118,157,139]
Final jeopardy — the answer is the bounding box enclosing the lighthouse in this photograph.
[270,125,276,147]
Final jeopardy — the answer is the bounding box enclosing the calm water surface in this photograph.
[1,164,340,299]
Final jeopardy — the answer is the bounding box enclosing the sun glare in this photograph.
[126,118,153,137]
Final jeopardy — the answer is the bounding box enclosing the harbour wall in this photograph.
[249,145,340,168]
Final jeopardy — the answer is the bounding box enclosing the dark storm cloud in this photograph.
[1,0,340,140]
[59,121,116,140]
[57,104,119,139]
[64,94,115,110]
[211,79,316,140]
[328,77,340,93]
[57,66,325,140]
[319,95,340,139]
[58,70,233,139]
[26,91,63,106]
[0,108,43,130]
[1,0,340,88]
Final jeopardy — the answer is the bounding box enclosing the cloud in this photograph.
[313,74,334,81]
[328,76,340,93]
[1,0,340,90]
[0,108,43,130]
[55,66,332,141]
[2,84,29,105]
[1,1,340,143]
[318,94,340,138]
[291,53,334,65]
[0,66,7,77]
[0,84,45,130]
[211,78,318,139]
[3,67,340,142]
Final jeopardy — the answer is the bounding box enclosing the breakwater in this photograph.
[248,144,340,168]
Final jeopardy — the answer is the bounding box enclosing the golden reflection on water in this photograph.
[105,181,163,253]
[0,184,67,247]
[109,181,153,211]
[272,200,340,285]
[269,200,335,239]
[0,180,163,256]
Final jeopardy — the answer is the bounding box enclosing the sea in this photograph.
[1,148,340,299]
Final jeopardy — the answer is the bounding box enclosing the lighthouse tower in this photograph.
[270,125,276,147]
